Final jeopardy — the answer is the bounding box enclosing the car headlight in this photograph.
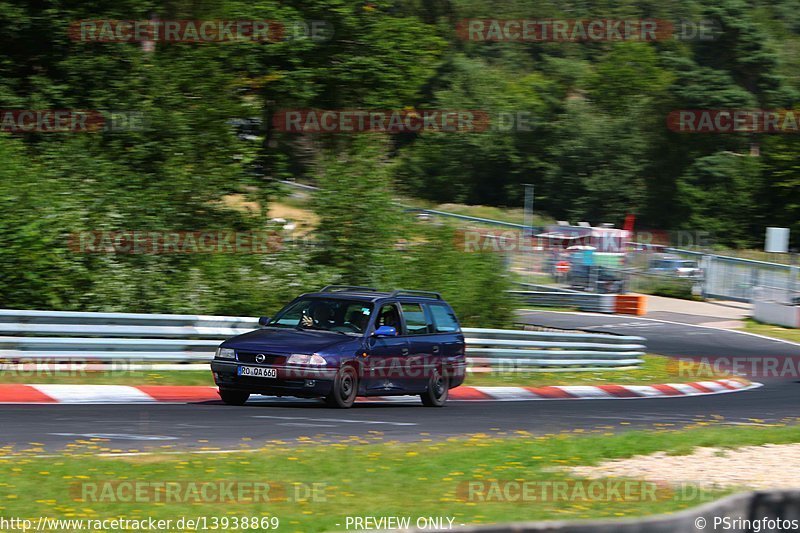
[216,347,236,360]
[287,353,327,365]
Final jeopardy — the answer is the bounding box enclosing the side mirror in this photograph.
[373,325,397,337]
[258,316,271,327]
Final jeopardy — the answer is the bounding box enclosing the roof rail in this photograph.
[389,289,442,300]
[319,285,379,293]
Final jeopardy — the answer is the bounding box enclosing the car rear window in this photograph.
[429,304,459,333]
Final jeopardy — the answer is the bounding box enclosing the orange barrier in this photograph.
[615,295,646,315]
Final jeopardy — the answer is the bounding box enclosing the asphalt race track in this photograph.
[1,310,798,454]
[517,310,800,358]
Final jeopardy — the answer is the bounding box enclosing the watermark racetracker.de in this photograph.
[457,19,717,42]
[69,231,286,254]
[667,109,800,133]
[70,480,326,504]
[0,110,145,133]
[69,19,333,43]
[0,360,145,378]
[454,229,714,253]
[457,479,724,503]
[272,109,536,133]
[670,356,800,381]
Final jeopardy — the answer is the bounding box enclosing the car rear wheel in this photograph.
[421,368,448,407]
[325,365,358,408]
[219,389,250,406]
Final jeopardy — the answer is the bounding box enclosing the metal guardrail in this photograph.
[513,282,580,293]
[402,206,535,230]
[0,310,645,370]
[0,309,257,327]
[279,180,540,230]
[463,327,645,370]
[509,291,616,313]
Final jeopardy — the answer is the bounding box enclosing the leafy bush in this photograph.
[386,225,512,327]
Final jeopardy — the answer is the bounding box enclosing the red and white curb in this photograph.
[0,379,759,404]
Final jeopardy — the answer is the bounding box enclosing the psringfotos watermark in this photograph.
[272,109,536,133]
[0,110,145,133]
[70,480,327,504]
[457,19,717,42]
[707,516,799,531]
[69,19,333,43]
[667,109,800,133]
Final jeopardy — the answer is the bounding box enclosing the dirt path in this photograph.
[570,443,800,490]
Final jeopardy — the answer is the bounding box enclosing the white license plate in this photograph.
[238,366,277,378]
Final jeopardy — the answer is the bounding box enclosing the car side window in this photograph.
[376,303,401,332]
[428,304,460,333]
[401,303,432,335]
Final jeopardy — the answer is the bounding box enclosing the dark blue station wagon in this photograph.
[211,286,467,408]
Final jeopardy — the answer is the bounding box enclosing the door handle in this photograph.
[401,347,409,356]
[432,345,440,354]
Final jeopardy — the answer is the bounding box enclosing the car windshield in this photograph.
[267,298,373,335]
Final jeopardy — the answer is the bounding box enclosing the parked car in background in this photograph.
[647,255,703,278]
[211,286,466,408]
[567,264,626,294]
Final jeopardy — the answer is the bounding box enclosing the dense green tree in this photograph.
[312,138,401,286]
[4,0,800,317]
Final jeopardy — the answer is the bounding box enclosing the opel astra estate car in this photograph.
[211,286,467,408]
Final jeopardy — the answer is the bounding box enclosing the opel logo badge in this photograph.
[255,354,266,363]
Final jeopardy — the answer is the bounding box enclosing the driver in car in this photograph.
[300,302,334,329]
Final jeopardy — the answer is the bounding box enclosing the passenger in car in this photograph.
[378,305,400,331]
[346,309,369,332]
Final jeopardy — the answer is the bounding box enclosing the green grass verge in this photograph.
[0,355,725,387]
[1,425,798,531]
[742,318,800,343]
[509,272,560,286]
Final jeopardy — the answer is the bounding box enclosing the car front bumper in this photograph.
[211,360,337,397]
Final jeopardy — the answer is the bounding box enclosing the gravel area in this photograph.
[570,443,800,490]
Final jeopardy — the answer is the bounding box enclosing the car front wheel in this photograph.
[325,366,358,408]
